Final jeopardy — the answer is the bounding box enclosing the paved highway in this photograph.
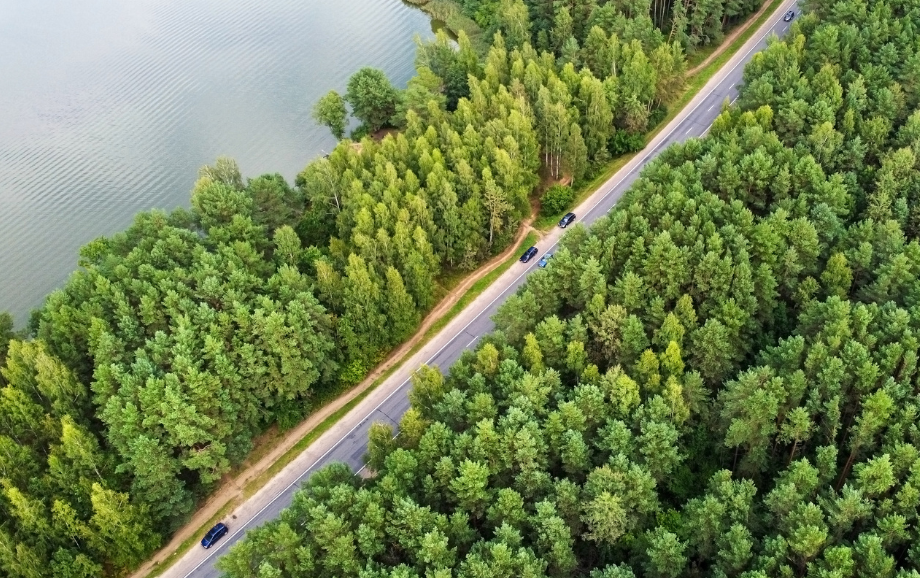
[177,3,798,576]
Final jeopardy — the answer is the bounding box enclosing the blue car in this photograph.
[538,253,553,268]
[201,522,228,549]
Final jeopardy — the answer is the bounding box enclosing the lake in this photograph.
[0,0,433,324]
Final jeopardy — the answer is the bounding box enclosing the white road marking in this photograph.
[182,2,800,576]
[685,127,694,135]
[708,104,715,111]
[466,336,478,348]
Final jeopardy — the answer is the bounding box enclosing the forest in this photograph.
[214,0,920,576]
[0,0,868,575]
[0,1,732,576]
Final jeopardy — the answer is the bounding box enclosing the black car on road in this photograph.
[519,246,538,263]
[201,522,229,549]
[558,212,576,228]
[783,10,795,21]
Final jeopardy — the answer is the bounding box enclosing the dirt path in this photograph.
[131,5,778,574]
[130,217,536,578]
[686,0,774,76]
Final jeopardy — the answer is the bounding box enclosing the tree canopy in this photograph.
[8,0,920,575]
[313,90,349,140]
[220,0,920,576]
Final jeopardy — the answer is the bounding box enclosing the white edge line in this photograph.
[185,256,544,576]
[184,5,793,575]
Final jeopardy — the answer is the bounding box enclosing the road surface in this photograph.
[175,3,798,576]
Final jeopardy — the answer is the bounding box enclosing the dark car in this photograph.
[519,246,538,263]
[558,212,577,228]
[783,10,795,21]
[201,522,228,549]
[538,253,553,268]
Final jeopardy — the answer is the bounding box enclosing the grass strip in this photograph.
[685,41,721,70]
[140,5,785,574]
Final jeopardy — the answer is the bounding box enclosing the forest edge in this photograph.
[135,0,795,575]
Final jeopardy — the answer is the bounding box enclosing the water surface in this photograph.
[0,0,432,323]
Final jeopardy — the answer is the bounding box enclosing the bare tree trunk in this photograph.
[837,443,860,491]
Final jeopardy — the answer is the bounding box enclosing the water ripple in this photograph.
[0,0,433,323]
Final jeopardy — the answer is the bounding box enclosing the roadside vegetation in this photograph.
[1,0,798,576]
[218,0,920,576]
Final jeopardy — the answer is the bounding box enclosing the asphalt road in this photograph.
[179,4,798,576]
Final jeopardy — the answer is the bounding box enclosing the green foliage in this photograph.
[446,0,755,57]
[414,1,487,52]
[540,184,575,216]
[345,67,401,133]
[609,130,645,156]
[312,90,349,140]
[222,2,920,577]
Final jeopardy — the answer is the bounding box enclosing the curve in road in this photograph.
[177,4,798,576]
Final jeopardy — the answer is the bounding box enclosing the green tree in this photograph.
[198,156,243,189]
[87,483,159,569]
[345,68,400,132]
[497,0,531,49]
[246,173,302,233]
[312,90,349,140]
[644,528,687,578]
[582,492,628,544]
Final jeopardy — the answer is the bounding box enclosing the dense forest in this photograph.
[0,1,732,577]
[216,0,920,576]
[0,0,845,574]
[408,0,764,62]
[0,0,727,575]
